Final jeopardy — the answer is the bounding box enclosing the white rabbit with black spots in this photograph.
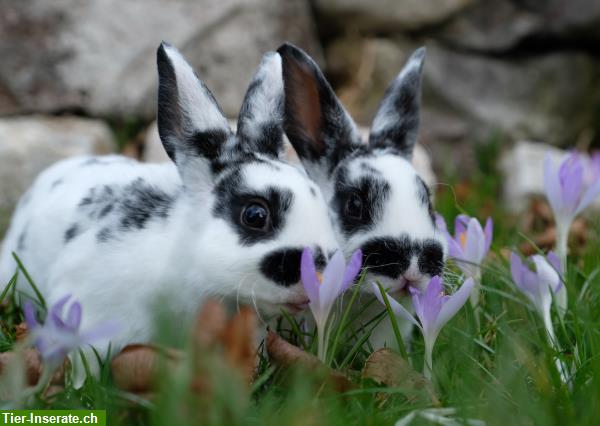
[277,43,447,348]
[0,43,340,385]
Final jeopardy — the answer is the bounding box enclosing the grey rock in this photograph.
[324,37,600,172]
[314,0,473,32]
[0,116,116,217]
[0,0,321,119]
[437,0,600,51]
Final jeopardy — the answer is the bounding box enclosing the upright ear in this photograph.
[277,43,362,177]
[369,47,426,159]
[156,42,233,181]
[236,52,285,159]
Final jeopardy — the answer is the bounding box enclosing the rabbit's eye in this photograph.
[344,193,363,219]
[241,201,270,230]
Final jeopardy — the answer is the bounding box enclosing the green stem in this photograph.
[317,322,327,362]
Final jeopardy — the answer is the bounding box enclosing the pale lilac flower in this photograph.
[436,214,492,305]
[301,247,362,361]
[543,152,600,313]
[24,295,117,367]
[510,252,563,341]
[510,251,569,382]
[373,275,474,379]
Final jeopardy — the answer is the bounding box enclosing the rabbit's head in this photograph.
[277,43,446,295]
[157,43,339,316]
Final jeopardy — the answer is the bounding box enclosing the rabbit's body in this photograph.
[278,44,448,348]
[0,44,340,384]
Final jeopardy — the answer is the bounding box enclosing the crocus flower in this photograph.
[24,295,117,368]
[373,275,474,379]
[436,214,492,305]
[301,247,362,361]
[510,251,569,382]
[510,252,563,342]
[543,152,600,313]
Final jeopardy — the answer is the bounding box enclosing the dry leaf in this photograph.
[266,330,355,392]
[218,306,257,384]
[14,322,28,342]
[362,348,438,405]
[111,344,182,393]
[0,348,67,386]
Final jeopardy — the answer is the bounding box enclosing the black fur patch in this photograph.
[415,176,435,224]
[361,235,444,279]
[51,178,63,189]
[419,239,444,276]
[260,247,303,287]
[77,178,176,243]
[64,224,79,243]
[119,179,174,230]
[212,169,293,246]
[332,165,390,237]
[309,186,317,197]
[96,227,113,242]
[361,236,412,279]
[185,128,229,161]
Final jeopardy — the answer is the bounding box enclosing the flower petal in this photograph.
[341,249,363,291]
[463,218,486,264]
[532,255,561,295]
[436,277,474,330]
[421,276,444,332]
[50,294,72,329]
[543,153,562,215]
[300,247,320,305]
[559,153,583,214]
[371,283,420,328]
[23,302,39,329]
[574,178,600,216]
[546,251,563,276]
[454,214,470,239]
[483,217,493,254]
[319,250,347,315]
[510,252,537,296]
[65,302,82,331]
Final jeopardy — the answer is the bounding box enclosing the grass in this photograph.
[1,138,600,425]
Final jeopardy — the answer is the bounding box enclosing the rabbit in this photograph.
[276,43,448,348]
[0,43,340,384]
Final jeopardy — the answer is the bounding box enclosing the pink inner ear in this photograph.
[283,56,324,154]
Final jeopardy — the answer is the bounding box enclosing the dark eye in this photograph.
[344,192,363,219]
[241,200,270,230]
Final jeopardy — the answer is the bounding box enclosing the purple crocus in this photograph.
[373,275,474,379]
[24,295,117,367]
[510,252,563,341]
[301,247,362,361]
[543,152,600,313]
[436,214,492,305]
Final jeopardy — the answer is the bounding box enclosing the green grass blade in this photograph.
[12,252,46,310]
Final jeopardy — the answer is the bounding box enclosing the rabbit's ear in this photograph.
[369,47,426,159]
[236,52,286,159]
[277,43,362,176]
[157,42,233,177]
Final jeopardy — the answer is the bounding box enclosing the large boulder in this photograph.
[0,0,321,119]
[324,37,600,171]
[0,116,116,221]
[313,0,473,33]
[437,0,600,51]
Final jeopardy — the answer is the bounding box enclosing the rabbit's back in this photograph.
[0,155,181,294]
